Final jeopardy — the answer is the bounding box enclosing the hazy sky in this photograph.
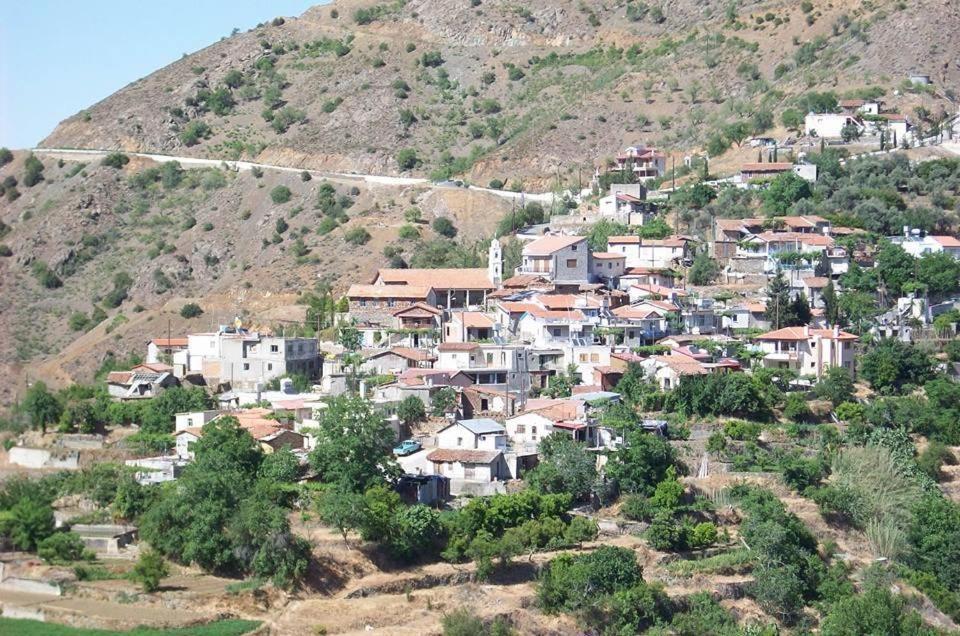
[0,0,320,149]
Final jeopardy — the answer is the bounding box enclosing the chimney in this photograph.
[803,325,810,337]
[904,225,910,238]
[833,324,840,338]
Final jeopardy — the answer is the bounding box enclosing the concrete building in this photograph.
[517,235,591,285]
[754,325,857,379]
[606,235,695,269]
[186,330,319,390]
[890,228,960,259]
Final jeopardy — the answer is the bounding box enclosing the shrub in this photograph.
[301,170,312,182]
[271,106,307,134]
[432,217,457,238]
[131,549,170,593]
[180,303,204,319]
[344,227,371,246]
[0,244,13,257]
[22,154,45,187]
[396,148,421,171]
[0,147,12,166]
[421,51,444,67]
[37,532,93,564]
[270,185,292,204]
[179,121,211,146]
[398,224,420,240]
[723,420,762,441]
[101,153,130,169]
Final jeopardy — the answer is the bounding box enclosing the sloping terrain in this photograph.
[0,151,509,403]
[41,0,959,187]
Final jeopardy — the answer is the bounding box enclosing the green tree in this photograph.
[537,546,644,614]
[6,497,55,551]
[525,433,597,501]
[37,532,93,563]
[431,387,457,416]
[258,447,302,483]
[822,279,839,325]
[875,241,915,298]
[814,366,855,406]
[22,382,62,434]
[308,395,401,492]
[840,122,862,143]
[315,485,367,544]
[605,429,677,495]
[860,339,934,394]
[761,172,812,214]
[764,269,793,330]
[821,585,933,636]
[687,250,719,285]
[397,395,426,426]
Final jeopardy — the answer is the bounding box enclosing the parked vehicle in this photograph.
[393,439,422,456]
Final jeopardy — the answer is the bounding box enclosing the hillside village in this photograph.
[4,0,960,635]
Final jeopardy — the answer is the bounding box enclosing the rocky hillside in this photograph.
[41,0,960,187]
[0,150,510,404]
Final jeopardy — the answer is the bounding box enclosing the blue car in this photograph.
[393,439,422,456]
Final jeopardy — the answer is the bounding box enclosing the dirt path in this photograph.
[32,148,561,204]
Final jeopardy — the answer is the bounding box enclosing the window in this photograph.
[552,328,561,337]
[590,353,600,362]
[267,363,273,371]
[270,345,279,353]
[359,299,367,307]
[566,259,578,268]
[486,353,493,364]
[571,244,578,251]
[515,424,525,434]
[579,353,588,362]
[243,363,250,371]
[607,262,612,269]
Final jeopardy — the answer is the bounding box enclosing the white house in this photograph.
[754,325,857,379]
[890,228,960,259]
[804,112,863,138]
[435,418,508,451]
[174,410,219,432]
[607,236,694,269]
[425,449,509,487]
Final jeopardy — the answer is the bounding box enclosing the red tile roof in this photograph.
[392,302,442,317]
[437,342,481,352]
[522,235,587,256]
[348,284,433,300]
[427,449,502,464]
[455,311,496,328]
[755,326,858,341]
[375,268,494,290]
[932,236,960,247]
[151,337,188,347]
[741,162,795,173]
[538,294,602,310]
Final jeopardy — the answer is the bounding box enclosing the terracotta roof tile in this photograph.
[522,235,587,256]
[375,268,493,290]
[427,449,502,464]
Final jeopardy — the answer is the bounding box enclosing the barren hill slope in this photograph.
[42,0,960,187]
